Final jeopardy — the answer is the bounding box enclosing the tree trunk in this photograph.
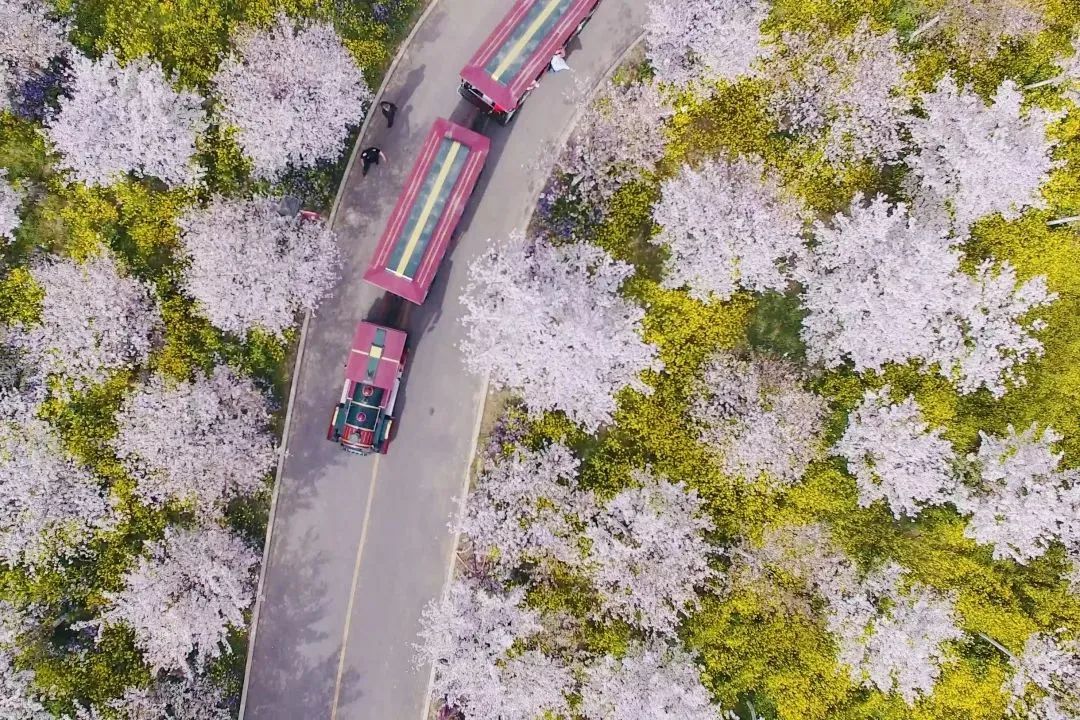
[910,15,942,42]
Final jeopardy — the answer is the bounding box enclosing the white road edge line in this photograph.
[416,29,647,720]
[330,457,382,719]
[418,375,488,720]
[237,0,448,716]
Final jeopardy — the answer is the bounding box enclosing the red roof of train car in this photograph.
[345,321,407,392]
[460,0,598,111]
[362,118,490,305]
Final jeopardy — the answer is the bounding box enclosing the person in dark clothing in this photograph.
[379,101,398,128]
[360,146,386,176]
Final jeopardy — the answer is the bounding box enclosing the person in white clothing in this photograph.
[550,48,570,73]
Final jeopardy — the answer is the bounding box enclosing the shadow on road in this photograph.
[246,529,362,719]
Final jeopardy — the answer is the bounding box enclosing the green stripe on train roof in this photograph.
[386,138,470,280]
[484,0,576,83]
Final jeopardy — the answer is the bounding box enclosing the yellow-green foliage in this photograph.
[0,267,44,325]
[686,588,853,720]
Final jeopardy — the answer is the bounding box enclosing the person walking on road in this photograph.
[360,146,387,176]
[380,101,398,128]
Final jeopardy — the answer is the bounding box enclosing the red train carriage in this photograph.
[362,118,490,304]
[459,0,602,124]
[327,322,407,455]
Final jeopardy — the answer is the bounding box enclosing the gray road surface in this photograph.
[241,2,647,718]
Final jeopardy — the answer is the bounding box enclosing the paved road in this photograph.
[241,2,646,718]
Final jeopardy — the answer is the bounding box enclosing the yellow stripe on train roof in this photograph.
[491,0,565,82]
[392,140,464,278]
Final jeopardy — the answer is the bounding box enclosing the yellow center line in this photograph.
[491,0,565,81]
[392,142,463,277]
[330,455,380,720]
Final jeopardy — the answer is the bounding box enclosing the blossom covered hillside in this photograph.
[420,1,1080,719]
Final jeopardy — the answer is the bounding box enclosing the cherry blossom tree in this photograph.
[645,0,771,86]
[46,52,207,187]
[949,260,1054,396]
[581,641,720,720]
[0,602,51,720]
[757,526,962,704]
[459,233,661,432]
[0,170,24,244]
[956,424,1080,564]
[797,194,956,372]
[99,677,232,720]
[213,15,372,180]
[851,564,964,704]
[798,194,1054,396]
[914,0,1045,59]
[177,196,340,337]
[585,472,716,634]
[558,80,673,205]
[417,579,572,720]
[459,442,593,579]
[907,75,1060,229]
[0,0,69,112]
[768,20,913,165]
[652,156,805,301]
[0,389,116,569]
[834,387,957,518]
[7,252,161,391]
[114,366,276,518]
[1005,633,1080,720]
[96,525,257,675]
[693,352,826,488]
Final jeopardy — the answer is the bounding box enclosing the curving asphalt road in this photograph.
[240,2,646,718]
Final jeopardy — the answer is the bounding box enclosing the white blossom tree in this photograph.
[585,472,716,634]
[8,252,161,391]
[915,0,1045,59]
[851,564,964,704]
[0,389,116,569]
[177,196,340,337]
[693,352,826,488]
[798,196,960,374]
[114,366,276,518]
[798,194,1054,396]
[956,424,1080,564]
[645,0,771,86]
[768,20,913,165]
[46,52,207,187]
[213,15,372,180]
[0,602,51,720]
[417,579,572,720]
[558,81,673,205]
[834,387,957,518]
[949,261,1054,396]
[0,170,24,244]
[96,525,257,675]
[459,442,593,579]
[756,526,962,704]
[100,677,232,720]
[1005,633,1080,720]
[581,641,720,720]
[0,0,69,112]
[460,233,661,432]
[907,75,1060,229]
[652,156,805,301]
